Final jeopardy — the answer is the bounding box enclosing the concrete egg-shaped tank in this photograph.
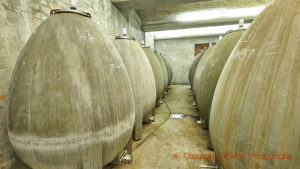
[143,47,165,106]
[210,0,300,168]
[161,55,173,87]
[189,50,206,91]
[114,37,156,141]
[192,45,216,99]
[194,30,245,129]
[8,11,135,169]
[154,51,168,93]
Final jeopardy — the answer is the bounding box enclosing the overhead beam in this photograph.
[136,0,273,32]
[112,0,210,10]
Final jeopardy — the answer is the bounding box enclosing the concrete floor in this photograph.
[106,85,215,169]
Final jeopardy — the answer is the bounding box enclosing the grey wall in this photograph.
[0,1,144,168]
[155,37,219,85]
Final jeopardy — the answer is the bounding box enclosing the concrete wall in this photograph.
[155,37,219,85]
[145,32,155,49]
[0,1,144,168]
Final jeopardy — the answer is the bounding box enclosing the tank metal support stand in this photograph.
[156,97,163,107]
[82,143,102,169]
[112,138,133,165]
[159,99,163,104]
[148,115,155,122]
[197,119,203,125]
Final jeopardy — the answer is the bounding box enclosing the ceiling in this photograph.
[113,0,274,32]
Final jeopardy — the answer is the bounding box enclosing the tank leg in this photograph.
[202,119,209,130]
[133,111,143,141]
[156,100,161,107]
[125,138,133,162]
[162,92,166,99]
[82,143,102,169]
[151,107,156,116]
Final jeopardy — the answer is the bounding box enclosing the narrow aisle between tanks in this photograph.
[106,85,215,169]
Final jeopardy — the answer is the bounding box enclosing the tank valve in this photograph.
[193,101,197,106]
[148,115,155,122]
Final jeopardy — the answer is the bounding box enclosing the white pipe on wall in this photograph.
[153,24,250,40]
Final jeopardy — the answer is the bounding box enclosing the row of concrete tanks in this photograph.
[161,53,173,88]
[191,0,300,168]
[192,29,245,129]
[188,48,206,89]
[8,9,172,169]
[142,48,172,105]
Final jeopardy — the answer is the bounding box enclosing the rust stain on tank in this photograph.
[0,95,5,100]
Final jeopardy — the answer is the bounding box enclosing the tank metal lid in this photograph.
[115,35,135,41]
[50,9,91,18]
[225,27,246,35]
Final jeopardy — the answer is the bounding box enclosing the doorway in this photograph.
[194,43,210,57]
